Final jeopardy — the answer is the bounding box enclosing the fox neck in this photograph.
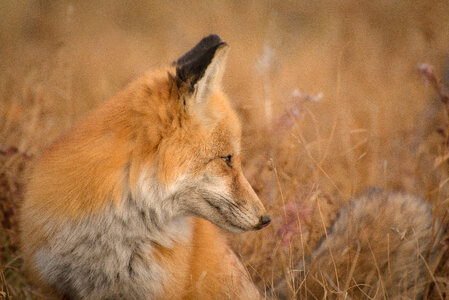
[116,198,191,249]
[126,170,193,248]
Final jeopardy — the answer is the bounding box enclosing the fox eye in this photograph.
[221,155,232,168]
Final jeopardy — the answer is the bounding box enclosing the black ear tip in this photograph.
[174,34,228,87]
[174,34,226,66]
[191,34,223,51]
[201,34,223,46]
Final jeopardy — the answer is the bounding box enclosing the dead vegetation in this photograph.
[1,0,449,299]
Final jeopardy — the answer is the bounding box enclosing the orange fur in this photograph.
[20,36,268,299]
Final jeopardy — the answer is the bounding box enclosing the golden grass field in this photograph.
[1,0,449,298]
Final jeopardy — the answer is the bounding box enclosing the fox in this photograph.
[20,34,270,299]
[19,34,444,300]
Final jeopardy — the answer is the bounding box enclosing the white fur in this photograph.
[34,170,192,299]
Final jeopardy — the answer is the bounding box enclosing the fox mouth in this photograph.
[204,197,254,232]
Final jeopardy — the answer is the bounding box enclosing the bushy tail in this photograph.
[274,189,445,299]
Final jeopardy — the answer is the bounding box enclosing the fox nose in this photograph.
[254,215,271,230]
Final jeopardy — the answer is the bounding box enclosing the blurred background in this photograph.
[1,1,449,298]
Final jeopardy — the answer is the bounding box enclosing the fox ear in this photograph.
[174,34,229,105]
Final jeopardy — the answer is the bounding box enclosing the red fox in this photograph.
[20,35,443,299]
[20,34,270,299]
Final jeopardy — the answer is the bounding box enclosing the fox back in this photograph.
[20,35,270,299]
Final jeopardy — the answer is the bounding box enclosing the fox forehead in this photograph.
[148,75,241,184]
[137,69,241,154]
[205,92,242,156]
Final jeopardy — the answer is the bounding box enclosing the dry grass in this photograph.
[1,0,449,299]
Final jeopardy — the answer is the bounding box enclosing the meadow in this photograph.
[1,0,449,298]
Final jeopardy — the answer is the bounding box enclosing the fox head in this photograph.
[133,35,270,233]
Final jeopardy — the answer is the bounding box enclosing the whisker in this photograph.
[210,192,254,225]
